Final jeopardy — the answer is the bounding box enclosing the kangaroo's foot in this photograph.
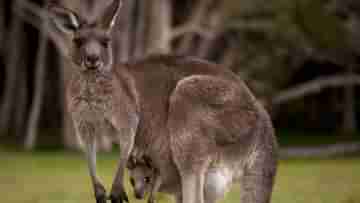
[148,195,155,203]
[94,183,107,203]
[109,187,129,203]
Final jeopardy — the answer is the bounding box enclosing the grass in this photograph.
[0,149,360,203]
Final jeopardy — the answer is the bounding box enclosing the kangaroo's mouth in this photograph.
[85,62,103,70]
[81,61,104,72]
[87,65,99,70]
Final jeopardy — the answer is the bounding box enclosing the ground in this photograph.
[0,148,359,203]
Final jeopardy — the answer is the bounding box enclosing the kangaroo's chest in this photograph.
[68,73,116,125]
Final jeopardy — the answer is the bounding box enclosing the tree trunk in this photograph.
[133,0,148,59]
[14,57,28,138]
[0,0,5,56]
[341,65,356,134]
[24,30,47,150]
[146,0,172,54]
[0,1,22,136]
[195,5,222,58]
[115,0,135,62]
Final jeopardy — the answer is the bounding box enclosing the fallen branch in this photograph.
[225,20,275,32]
[171,22,215,40]
[272,74,360,105]
[280,142,360,158]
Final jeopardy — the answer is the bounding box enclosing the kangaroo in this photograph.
[48,1,136,203]
[48,1,278,203]
[127,155,232,203]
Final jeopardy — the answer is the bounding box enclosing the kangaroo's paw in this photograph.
[110,188,129,203]
[95,184,107,203]
[148,196,155,203]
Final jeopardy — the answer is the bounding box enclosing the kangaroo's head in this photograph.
[127,155,155,199]
[49,0,122,72]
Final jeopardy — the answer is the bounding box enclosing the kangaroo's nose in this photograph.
[85,55,101,69]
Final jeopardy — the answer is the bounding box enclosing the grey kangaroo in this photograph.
[48,1,278,203]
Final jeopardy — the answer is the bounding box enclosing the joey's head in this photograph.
[127,156,155,199]
[48,0,122,72]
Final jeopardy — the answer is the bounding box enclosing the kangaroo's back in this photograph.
[119,54,253,145]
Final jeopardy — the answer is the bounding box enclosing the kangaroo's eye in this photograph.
[144,177,151,184]
[73,37,85,47]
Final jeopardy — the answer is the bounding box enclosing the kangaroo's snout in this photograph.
[85,54,101,70]
[82,40,104,70]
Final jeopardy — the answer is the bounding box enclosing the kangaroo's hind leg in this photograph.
[240,146,277,203]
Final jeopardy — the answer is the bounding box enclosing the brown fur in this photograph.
[48,1,278,203]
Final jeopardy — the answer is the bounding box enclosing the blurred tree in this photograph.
[24,25,47,150]
[0,0,4,57]
[0,0,23,136]
[6,0,238,150]
[222,0,360,133]
[1,0,360,150]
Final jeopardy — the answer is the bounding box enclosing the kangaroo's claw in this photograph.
[110,190,129,203]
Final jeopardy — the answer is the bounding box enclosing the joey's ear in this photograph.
[48,4,81,35]
[101,0,122,32]
[143,156,153,169]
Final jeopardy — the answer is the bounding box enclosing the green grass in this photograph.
[1,150,360,203]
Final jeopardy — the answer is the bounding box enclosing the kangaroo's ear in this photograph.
[48,4,80,35]
[101,0,122,32]
[143,156,153,169]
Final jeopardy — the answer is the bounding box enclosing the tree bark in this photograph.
[0,1,22,136]
[133,0,148,59]
[24,28,47,150]
[0,0,5,56]
[115,0,135,62]
[146,0,172,54]
[341,65,356,134]
[15,0,70,57]
[14,57,28,138]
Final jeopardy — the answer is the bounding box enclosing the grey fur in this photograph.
[49,1,278,203]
